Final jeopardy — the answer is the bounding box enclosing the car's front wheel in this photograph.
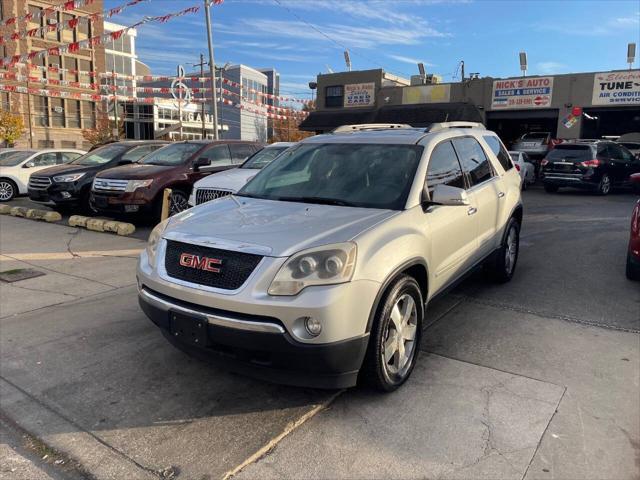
[626,253,640,281]
[361,274,423,392]
[0,179,17,202]
[169,189,189,216]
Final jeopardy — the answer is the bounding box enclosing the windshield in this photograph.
[546,145,593,162]
[72,144,128,166]
[141,143,202,166]
[238,143,422,210]
[522,132,549,140]
[241,146,289,169]
[0,151,36,166]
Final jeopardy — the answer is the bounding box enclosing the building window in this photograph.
[33,96,49,126]
[77,17,90,41]
[50,98,65,127]
[67,100,81,128]
[61,140,76,148]
[45,12,59,41]
[81,101,95,129]
[49,54,62,80]
[37,140,55,148]
[325,85,343,108]
[79,59,92,84]
[64,57,78,82]
[28,5,44,39]
[1,92,9,110]
[61,13,75,43]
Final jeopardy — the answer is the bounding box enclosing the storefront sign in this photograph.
[344,82,375,107]
[592,70,640,106]
[491,76,554,109]
[402,84,451,104]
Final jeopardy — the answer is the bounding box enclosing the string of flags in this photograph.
[0,71,98,89]
[1,0,96,27]
[4,62,99,77]
[0,4,201,67]
[0,0,147,45]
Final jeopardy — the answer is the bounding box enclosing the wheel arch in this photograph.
[0,176,19,196]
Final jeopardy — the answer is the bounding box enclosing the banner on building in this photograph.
[592,70,640,106]
[344,82,375,107]
[402,84,450,104]
[491,76,553,109]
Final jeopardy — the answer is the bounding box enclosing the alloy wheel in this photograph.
[169,191,189,216]
[504,225,518,275]
[0,181,14,201]
[381,293,418,379]
[600,175,611,195]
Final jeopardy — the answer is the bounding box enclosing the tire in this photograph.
[486,218,520,283]
[360,274,423,392]
[597,174,611,196]
[544,184,559,193]
[0,178,17,202]
[626,253,640,281]
[169,189,189,216]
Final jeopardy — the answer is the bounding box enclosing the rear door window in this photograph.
[32,152,58,167]
[426,141,465,195]
[202,145,232,166]
[229,144,256,164]
[483,135,513,171]
[452,137,494,187]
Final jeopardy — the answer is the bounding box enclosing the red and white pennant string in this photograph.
[1,0,95,27]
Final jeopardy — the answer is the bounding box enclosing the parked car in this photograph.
[618,141,640,160]
[617,132,640,160]
[508,151,535,190]
[626,181,640,281]
[28,141,168,211]
[511,131,553,157]
[137,122,522,391]
[91,140,262,218]
[0,149,85,202]
[541,141,640,195]
[188,142,294,206]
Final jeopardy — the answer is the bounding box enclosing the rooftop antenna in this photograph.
[326,64,334,73]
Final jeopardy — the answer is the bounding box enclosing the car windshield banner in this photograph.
[491,76,553,109]
[592,70,640,106]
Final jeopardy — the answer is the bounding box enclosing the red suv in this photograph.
[91,140,261,218]
[627,173,640,281]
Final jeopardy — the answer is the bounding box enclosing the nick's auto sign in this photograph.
[491,76,553,109]
[592,70,640,106]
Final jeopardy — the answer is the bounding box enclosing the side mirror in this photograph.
[423,184,470,207]
[23,161,35,168]
[193,157,211,171]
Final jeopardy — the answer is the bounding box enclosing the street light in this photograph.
[519,52,527,77]
[628,43,636,70]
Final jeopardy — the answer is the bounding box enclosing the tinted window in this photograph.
[239,143,422,210]
[452,137,493,186]
[426,141,465,195]
[325,85,343,108]
[242,146,289,169]
[72,144,129,166]
[547,145,594,162]
[619,142,640,150]
[484,135,513,171]
[32,152,58,167]
[141,143,202,166]
[60,152,82,163]
[229,144,256,163]
[122,144,163,162]
[202,145,232,166]
[606,143,625,160]
[0,151,36,166]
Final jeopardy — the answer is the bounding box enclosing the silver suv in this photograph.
[137,122,523,391]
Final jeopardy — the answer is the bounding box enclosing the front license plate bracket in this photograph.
[169,312,209,347]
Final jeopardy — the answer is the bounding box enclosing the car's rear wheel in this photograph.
[597,174,611,195]
[0,179,17,202]
[487,218,520,283]
[361,274,423,392]
[544,184,559,193]
[626,253,640,281]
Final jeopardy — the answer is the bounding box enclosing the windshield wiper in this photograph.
[275,196,357,207]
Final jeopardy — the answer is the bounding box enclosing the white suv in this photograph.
[137,122,522,391]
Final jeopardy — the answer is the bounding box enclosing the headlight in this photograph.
[53,173,85,182]
[268,242,357,296]
[146,218,170,268]
[125,179,153,192]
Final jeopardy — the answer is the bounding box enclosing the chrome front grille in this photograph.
[195,188,233,205]
[93,178,128,193]
[28,176,52,190]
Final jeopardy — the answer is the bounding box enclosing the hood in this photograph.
[164,196,397,257]
[194,168,258,193]
[95,163,175,180]
[31,163,97,178]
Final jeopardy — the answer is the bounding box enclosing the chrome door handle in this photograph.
[498,191,505,198]
[467,207,477,216]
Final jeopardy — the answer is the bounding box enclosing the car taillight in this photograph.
[540,159,549,167]
[515,163,521,171]
[580,159,600,167]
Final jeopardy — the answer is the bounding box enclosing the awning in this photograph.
[299,102,483,132]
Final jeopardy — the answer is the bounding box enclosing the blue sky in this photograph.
[105,0,640,100]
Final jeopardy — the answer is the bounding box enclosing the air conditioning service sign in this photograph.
[592,70,640,106]
[491,76,553,109]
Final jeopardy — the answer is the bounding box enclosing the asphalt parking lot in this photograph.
[1,186,639,480]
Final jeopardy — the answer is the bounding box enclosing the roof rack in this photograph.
[426,121,486,132]
[332,123,413,133]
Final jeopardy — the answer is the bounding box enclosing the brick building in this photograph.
[0,0,105,149]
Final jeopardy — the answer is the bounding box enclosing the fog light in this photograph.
[60,191,71,199]
[304,316,322,336]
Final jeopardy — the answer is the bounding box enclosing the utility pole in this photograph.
[177,65,183,140]
[25,76,33,148]
[204,0,219,139]
[460,60,465,82]
[112,69,119,140]
[198,54,206,137]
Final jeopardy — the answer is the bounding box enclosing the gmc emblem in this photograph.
[179,253,222,273]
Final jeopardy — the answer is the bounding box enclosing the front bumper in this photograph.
[28,183,84,205]
[90,191,154,214]
[138,286,369,388]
